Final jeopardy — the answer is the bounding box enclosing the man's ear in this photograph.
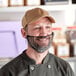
[21,28,27,38]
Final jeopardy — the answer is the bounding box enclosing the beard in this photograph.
[26,33,53,53]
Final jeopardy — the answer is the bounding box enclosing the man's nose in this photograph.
[39,28,48,36]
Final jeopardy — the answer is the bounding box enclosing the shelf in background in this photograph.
[0,5,76,22]
[0,5,76,13]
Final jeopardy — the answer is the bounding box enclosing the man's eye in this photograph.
[34,27,41,30]
[46,26,51,29]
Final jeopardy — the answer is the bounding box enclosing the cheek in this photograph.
[49,28,53,34]
[32,32,40,36]
[49,30,52,34]
[27,30,39,36]
[45,28,52,35]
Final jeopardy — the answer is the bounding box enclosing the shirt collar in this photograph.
[21,50,50,64]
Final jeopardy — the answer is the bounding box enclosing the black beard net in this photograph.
[26,33,53,53]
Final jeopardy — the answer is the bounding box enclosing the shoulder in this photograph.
[0,52,25,71]
[0,51,29,75]
[49,53,69,65]
[48,53,74,76]
[49,53,72,71]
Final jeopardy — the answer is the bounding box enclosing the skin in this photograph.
[21,17,53,64]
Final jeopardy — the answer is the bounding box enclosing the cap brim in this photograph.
[29,15,55,25]
[45,16,55,23]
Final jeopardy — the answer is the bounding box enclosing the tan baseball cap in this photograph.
[22,8,55,28]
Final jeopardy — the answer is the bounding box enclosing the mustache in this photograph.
[27,32,54,39]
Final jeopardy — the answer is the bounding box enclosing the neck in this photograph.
[26,47,49,64]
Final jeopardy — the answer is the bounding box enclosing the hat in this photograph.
[22,8,55,28]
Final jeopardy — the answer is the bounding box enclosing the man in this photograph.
[0,8,74,76]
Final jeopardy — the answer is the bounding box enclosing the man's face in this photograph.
[26,17,53,53]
